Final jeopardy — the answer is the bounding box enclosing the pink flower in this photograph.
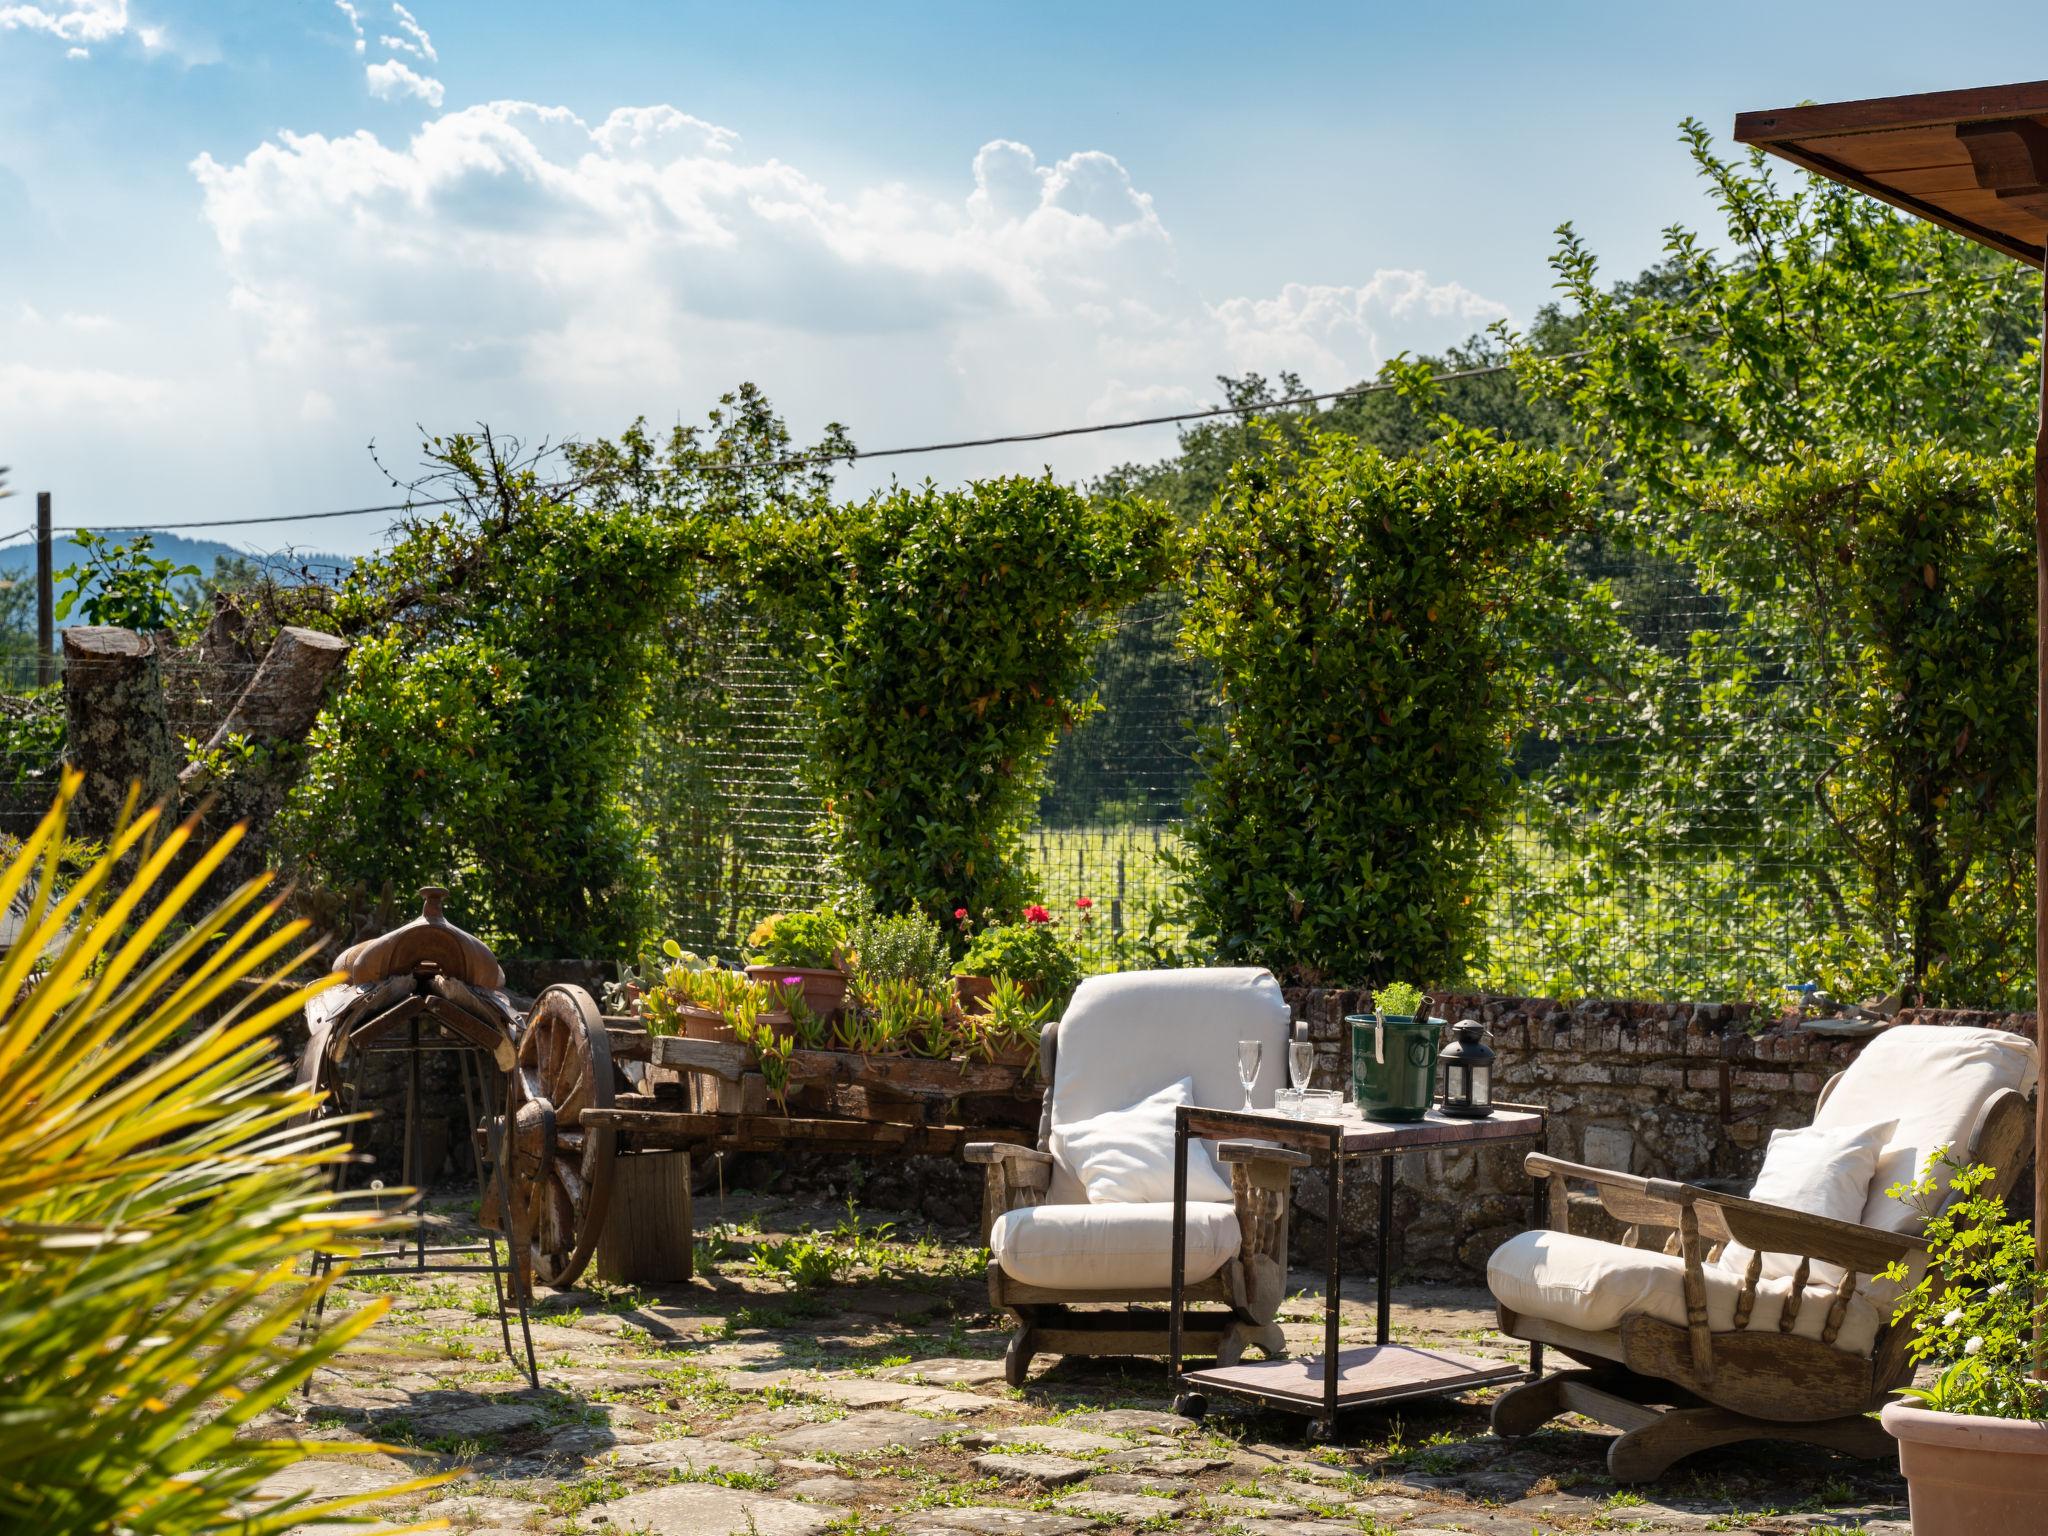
[1075,896,1093,910]
[954,907,970,921]
[783,976,803,987]
[1024,904,1052,924]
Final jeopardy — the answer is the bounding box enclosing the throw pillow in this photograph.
[1051,1077,1235,1205]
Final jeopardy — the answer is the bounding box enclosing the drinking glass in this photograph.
[1289,1039,1316,1094]
[1237,1039,1263,1110]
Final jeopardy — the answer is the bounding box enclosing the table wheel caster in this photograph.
[1174,1392,1207,1420]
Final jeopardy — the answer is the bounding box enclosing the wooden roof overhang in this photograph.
[1735,80,2048,267]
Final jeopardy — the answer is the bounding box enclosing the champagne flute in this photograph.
[1237,1040,1263,1110]
[1289,1039,1316,1095]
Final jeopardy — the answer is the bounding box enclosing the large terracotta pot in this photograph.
[953,973,997,1012]
[745,964,846,1023]
[1882,1400,2048,1534]
[678,1004,736,1044]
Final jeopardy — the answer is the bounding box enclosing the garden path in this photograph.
[250,1194,1911,1536]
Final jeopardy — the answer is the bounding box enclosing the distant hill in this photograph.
[0,535,353,625]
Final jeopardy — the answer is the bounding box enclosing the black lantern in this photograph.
[1438,1019,1495,1118]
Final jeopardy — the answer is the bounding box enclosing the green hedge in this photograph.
[1177,425,1586,985]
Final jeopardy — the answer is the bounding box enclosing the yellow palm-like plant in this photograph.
[0,773,447,1532]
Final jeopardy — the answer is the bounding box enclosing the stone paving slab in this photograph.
[585,1483,839,1536]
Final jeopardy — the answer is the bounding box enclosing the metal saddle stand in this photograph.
[296,888,538,1386]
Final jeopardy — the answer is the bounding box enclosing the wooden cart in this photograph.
[497,1004,1042,1291]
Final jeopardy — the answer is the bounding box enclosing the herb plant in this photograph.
[958,914,1081,1011]
[1372,982,1425,1020]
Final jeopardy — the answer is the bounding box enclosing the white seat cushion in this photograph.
[1489,1229,1884,1357]
[1716,1118,1893,1286]
[1811,1024,2035,1232]
[990,1200,1241,1291]
[1050,1076,1234,1205]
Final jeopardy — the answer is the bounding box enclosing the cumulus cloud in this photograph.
[365,57,443,107]
[188,99,1508,488]
[0,0,162,51]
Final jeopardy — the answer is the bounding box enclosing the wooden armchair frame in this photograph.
[1491,1078,2033,1480]
[964,1017,1305,1386]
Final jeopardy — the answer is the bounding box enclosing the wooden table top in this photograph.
[1178,1103,1543,1156]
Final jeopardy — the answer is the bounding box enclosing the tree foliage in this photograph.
[1509,120,2043,1004]
[1177,424,1586,984]
[738,476,1172,929]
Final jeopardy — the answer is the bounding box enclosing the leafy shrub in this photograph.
[736,475,1172,925]
[958,914,1081,1008]
[844,911,951,996]
[54,530,199,632]
[0,777,433,1531]
[1178,424,1584,985]
[279,429,698,963]
[1884,1152,2046,1420]
[747,908,845,970]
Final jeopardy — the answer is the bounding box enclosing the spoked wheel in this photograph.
[509,984,617,1292]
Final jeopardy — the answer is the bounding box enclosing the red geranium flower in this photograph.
[1024,904,1052,924]
[1075,896,1093,910]
[954,907,970,921]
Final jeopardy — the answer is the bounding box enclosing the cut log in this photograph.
[593,1151,694,1285]
[179,625,350,798]
[62,626,175,838]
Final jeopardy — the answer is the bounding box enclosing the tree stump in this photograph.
[62,626,175,839]
[593,1151,695,1285]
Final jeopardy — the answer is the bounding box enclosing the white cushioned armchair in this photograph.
[1487,1024,2036,1480]
[964,967,1303,1385]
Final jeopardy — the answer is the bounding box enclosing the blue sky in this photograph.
[5,1,2048,556]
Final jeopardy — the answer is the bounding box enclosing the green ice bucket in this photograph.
[1348,1012,1444,1123]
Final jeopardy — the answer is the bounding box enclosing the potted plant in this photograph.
[745,909,849,1022]
[1879,1154,2048,1533]
[965,975,1054,1069]
[641,940,735,1041]
[1349,980,1442,1122]
[955,904,1082,1016]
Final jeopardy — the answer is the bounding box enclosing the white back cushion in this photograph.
[1051,1077,1234,1205]
[1717,1118,1893,1285]
[1811,1024,2035,1231]
[1048,967,1291,1203]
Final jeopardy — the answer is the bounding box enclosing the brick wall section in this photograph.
[1283,988,2037,1282]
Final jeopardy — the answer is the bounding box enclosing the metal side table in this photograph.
[1169,1102,1546,1439]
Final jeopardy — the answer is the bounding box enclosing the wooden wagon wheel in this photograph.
[510,984,618,1291]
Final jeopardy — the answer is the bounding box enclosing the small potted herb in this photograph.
[1879,1153,2048,1531]
[965,975,1054,1070]
[745,909,849,1023]
[1348,980,1443,1122]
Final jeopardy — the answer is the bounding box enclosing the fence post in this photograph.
[1114,852,1126,968]
[35,492,52,689]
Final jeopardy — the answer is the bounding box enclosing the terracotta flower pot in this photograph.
[679,1004,736,1044]
[953,973,997,1012]
[746,964,847,1023]
[1882,1399,2048,1534]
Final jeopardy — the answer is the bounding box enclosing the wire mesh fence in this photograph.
[633,563,1842,1000]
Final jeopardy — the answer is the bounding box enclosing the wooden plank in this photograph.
[648,1035,751,1081]
[1735,83,2048,144]
[1813,125,1974,175]
[606,1027,651,1062]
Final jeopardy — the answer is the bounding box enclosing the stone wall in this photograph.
[1285,989,2038,1281]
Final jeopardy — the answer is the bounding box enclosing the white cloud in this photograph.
[0,361,166,414]
[365,57,443,107]
[388,2,435,61]
[186,98,1509,498]
[334,0,365,53]
[0,0,155,48]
